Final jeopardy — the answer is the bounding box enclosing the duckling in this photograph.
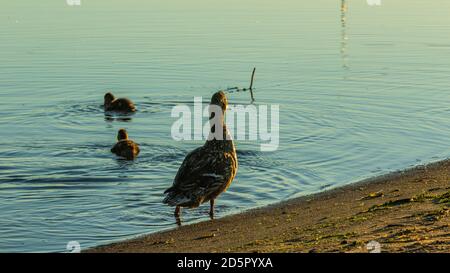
[163,91,238,218]
[104,92,136,113]
[111,129,140,160]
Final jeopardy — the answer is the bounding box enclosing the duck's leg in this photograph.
[175,216,182,227]
[174,206,182,226]
[209,199,215,219]
[174,206,181,217]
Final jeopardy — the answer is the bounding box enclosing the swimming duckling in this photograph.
[163,91,238,219]
[104,92,136,113]
[111,129,140,160]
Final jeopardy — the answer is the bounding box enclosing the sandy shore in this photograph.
[87,159,450,253]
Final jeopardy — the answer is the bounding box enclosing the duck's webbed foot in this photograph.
[209,199,215,219]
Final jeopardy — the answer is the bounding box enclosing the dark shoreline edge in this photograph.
[86,158,450,253]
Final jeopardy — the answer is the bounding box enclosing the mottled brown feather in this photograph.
[104,92,136,113]
[163,125,238,208]
[111,140,140,160]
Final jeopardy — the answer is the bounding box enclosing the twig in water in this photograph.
[249,67,256,102]
[222,68,256,102]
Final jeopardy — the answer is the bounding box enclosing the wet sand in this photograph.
[87,159,450,253]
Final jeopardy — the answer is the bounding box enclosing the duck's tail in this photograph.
[163,192,188,207]
[163,188,200,207]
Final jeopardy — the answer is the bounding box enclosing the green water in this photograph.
[1,0,450,252]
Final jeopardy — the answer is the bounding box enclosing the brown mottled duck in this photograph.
[111,129,140,160]
[163,91,238,218]
[104,92,136,113]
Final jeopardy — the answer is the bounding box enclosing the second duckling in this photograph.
[111,129,140,160]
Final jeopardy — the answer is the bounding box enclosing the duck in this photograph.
[111,129,140,160]
[104,92,136,113]
[163,91,238,218]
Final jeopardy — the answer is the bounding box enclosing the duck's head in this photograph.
[117,128,129,141]
[210,91,228,112]
[104,92,115,107]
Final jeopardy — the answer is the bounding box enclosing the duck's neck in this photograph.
[205,114,234,152]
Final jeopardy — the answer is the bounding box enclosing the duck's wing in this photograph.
[166,146,207,190]
[163,146,235,207]
[113,98,136,112]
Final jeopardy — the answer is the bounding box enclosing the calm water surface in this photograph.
[1,0,450,252]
